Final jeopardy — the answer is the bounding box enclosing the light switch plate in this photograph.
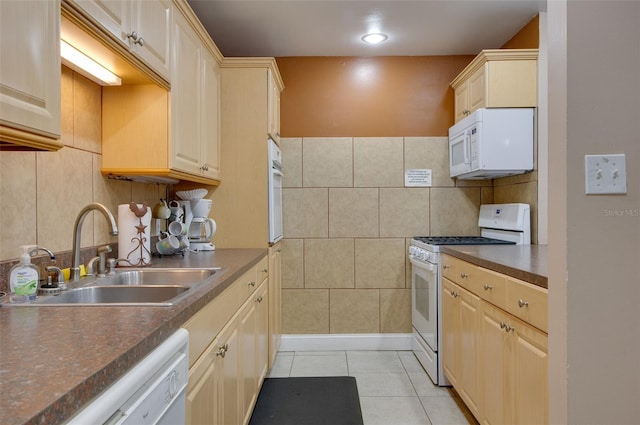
[584,154,627,195]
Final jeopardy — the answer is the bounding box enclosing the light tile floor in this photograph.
[267,350,478,425]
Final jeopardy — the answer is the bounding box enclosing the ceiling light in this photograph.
[361,33,388,45]
[60,40,122,86]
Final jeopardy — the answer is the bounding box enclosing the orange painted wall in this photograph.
[276,56,473,137]
[502,15,540,49]
[276,15,538,138]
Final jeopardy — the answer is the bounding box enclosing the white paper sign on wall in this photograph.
[405,169,432,187]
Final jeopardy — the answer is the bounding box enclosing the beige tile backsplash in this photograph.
[0,68,165,266]
[280,136,542,334]
[354,137,404,187]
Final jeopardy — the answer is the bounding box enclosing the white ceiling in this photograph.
[187,0,546,57]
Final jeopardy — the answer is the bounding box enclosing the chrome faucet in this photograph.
[70,203,118,281]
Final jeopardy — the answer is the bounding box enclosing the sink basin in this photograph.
[34,285,190,306]
[95,268,220,286]
[2,267,222,307]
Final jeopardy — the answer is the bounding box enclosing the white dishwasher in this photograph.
[66,329,189,425]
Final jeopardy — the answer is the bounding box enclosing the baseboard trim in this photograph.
[279,333,413,352]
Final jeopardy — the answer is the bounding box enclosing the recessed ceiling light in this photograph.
[361,33,388,45]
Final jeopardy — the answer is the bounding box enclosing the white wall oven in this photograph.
[268,138,283,244]
[410,203,531,385]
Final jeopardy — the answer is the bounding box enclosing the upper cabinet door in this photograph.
[267,69,281,141]
[170,9,201,175]
[71,0,171,81]
[200,49,221,180]
[72,0,127,40]
[129,0,171,80]
[0,0,62,148]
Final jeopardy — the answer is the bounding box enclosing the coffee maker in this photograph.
[175,189,216,251]
[186,198,216,251]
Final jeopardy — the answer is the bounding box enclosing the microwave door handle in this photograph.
[272,169,283,177]
[463,130,470,164]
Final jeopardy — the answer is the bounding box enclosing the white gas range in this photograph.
[409,203,531,386]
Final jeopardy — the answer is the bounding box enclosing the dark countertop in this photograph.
[441,244,548,289]
[0,248,267,425]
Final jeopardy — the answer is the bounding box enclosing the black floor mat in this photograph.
[249,376,364,425]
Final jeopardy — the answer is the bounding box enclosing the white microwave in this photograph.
[448,108,534,180]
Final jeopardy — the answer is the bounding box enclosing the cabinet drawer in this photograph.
[257,255,269,284]
[182,280,242,366]
[442,255,507,307]
[240,264,259,298]
[505,277,548,333]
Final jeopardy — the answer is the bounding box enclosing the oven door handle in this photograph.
[409,257,438,272]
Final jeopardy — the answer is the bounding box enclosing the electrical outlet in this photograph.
[584,154,627,195]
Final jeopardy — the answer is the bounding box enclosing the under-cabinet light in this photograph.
[60,40,122,86]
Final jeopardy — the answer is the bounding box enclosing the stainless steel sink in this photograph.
[3,267,222,307]
[35,285,190,306]
[95,268,220,286]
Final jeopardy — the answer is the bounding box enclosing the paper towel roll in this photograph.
[118,203,151,267]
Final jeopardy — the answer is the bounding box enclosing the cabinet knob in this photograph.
[200,163,209,171]
[255,296,263,303]
[460,272,468,279]
[134,37,144,47]
[518,299,529,308]
[463,109,471,116]
[216,343,229,358]
[483,284,493,291]
[500,321,515,333]
[443,265,450,270]
[248,281,256,287]
[260,268,268,273]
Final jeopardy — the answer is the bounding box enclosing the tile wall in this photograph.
[279,136,495,334]
[0,67,166,288]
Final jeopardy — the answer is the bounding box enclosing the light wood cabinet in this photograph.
[70,0,171,80]
[183,256,270,425]
[213,58,283,247]
[451,49,538,123]
[442,278,481,419]
[481,301,548,425]
[0,0,62,150]
[100,1,222,185]
[185,332,221,425]
[170,6,221,181]
[268,243,282,367]
[267,69,281,141]
[240,279,269,425]
[441,253,548,425]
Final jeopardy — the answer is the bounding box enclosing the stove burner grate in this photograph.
[413,236,516,246]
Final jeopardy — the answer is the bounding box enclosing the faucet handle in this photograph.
[108,258,134,275]
[86,256,100,276]
[97,245,113,277]
[46,265,67,290]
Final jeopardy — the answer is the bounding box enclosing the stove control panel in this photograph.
[409,245,436,263]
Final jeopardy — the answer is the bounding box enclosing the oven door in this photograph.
[410,257,438,352]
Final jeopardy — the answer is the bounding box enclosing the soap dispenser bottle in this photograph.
[9,245,39,303]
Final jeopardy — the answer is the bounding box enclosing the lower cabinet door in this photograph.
[186,337,222,425]
[240,295,258,425]
[481,301,548,425]
[481,302,509,425]
[221,323,241,425]
[512,315,548,425]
